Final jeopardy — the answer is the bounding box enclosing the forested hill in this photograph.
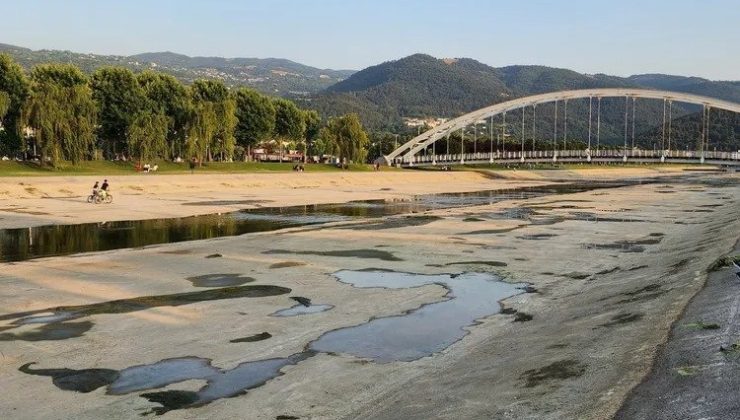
[307,54,740,133]
[0,42,355,96]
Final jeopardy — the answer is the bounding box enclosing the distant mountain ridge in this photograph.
[2,43,737,146]
[309,54,740,134]
[0,42,356,96]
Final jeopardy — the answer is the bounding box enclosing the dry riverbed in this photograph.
[0,170,738,419]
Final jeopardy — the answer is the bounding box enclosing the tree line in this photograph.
[0,54,369,166]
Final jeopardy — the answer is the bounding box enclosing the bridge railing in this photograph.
[398,149,740,165]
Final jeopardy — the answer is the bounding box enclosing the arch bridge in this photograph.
[383,88,740,167]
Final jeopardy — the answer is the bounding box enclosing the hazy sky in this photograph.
[3,0,738,79]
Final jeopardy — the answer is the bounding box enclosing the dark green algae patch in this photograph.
[230,332,273,343]
[0,321,93,341]
[186,273,256,287]
[0,285,291,335]
[520,359,587,388]
[264,248,403,262]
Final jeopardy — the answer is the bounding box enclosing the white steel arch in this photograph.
[384,88,740,163]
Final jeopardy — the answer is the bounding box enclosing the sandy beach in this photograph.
[0,168,738,419]
[0,165,700,229]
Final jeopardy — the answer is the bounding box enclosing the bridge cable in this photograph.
[521,107,525,156]
[631,97,636,150]
[460,127,464,163]
[707,106,711,152]
[501,111,506,155]
[564,99,568,151]
[700,105,706,155]
[489,115,494,159]
[588,97,592,151]
[473,123,477,155]
[597,97,601,153]
[554,100,558,153]
[624,96,629,154]
[668,101,672,151]
[661,98,666,151]
[432,132,436,159]
[532,104,537,152]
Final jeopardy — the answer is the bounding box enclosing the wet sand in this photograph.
[0,170,738,419]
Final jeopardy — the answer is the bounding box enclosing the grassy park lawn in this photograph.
[0,160,388,176]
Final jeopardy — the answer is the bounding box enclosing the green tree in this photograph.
[187,80,236,163]
[212,98,237,161]
[127,111,169,166]
[303,109,321,159]
[0,54,30,155]
[186,101,216,165]
[22,64,96,165]
[233,88,275,159]
[137,70,190,159]
[0,91,10,120]
[318,113,369,163]
[273,98,306,140]
[91,67,148,157]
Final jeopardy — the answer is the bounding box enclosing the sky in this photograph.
[2,0,739,80]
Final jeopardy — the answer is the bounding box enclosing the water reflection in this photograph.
[0,182,627,262]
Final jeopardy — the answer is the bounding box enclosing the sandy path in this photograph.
[0,166,698,229]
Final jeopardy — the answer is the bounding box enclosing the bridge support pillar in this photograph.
[520,156,525,163]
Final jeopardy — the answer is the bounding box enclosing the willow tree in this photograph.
[127,111,169,166]
[0,91,9,122]
[0,55,30,155]
[137,71,190,159]
[186,101,216,165]
[318,113,369,164]
[186,80,235,163]
[22,64,96,166]
[212,98,237,161]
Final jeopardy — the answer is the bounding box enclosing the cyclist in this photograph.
[100,179,110,199]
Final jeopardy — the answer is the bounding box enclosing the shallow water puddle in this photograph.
[309,270,525,362]
[21,352,316,415]
[19,270,525,414]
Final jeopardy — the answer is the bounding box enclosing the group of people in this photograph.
[91,179,110,199]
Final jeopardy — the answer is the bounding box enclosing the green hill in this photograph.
[0,42,355,97]
[306,55,739,147]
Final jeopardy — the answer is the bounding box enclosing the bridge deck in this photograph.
[394,149,740,167]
